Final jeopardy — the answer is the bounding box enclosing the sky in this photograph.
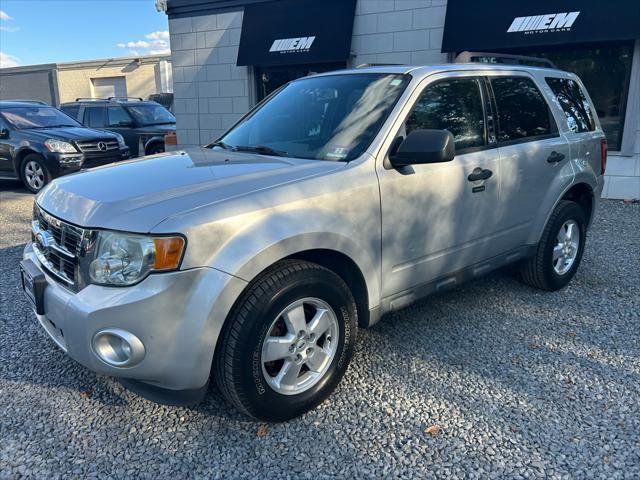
[0,0,169,68]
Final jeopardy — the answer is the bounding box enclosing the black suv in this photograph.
[60,98,176,157]
[0,101,130,193]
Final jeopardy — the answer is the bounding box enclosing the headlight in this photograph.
[88,231,185,286]
[114,133,126,148]
[44,139,78,153]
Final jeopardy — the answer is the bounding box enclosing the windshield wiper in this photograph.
[232,145,288,157]
[209,140,233,150]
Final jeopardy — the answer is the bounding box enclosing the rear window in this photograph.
[546,77,595,133]
[490,76,553,143]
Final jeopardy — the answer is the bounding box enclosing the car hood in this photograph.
[37,147,344,232]
[22,126,117,141]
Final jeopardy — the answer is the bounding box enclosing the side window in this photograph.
[60,105,80,120]
[405,78,485,150]
[545,77,595,133]
[84,107,106,128]
[107,106,133,127]
[490,77,552,143]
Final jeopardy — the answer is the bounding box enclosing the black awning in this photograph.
[442,0,640,53]
[236,0,356,67]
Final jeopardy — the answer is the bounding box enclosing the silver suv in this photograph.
[20,64,605,420]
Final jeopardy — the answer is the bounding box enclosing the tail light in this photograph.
[600,138,607,175]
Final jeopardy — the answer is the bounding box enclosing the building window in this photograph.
[516,43,634,151]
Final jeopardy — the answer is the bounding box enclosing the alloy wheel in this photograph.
[24,161,45,191]
[553,219,580,275]
[261,297,339,395]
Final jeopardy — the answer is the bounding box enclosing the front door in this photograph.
[377,74,502,298]
[0,117,14,176]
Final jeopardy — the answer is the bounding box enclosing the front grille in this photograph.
[32,205,86,287]
[76,139,119,153]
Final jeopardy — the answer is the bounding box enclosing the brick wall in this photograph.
[169,10,249,147]
[351,0,448,67]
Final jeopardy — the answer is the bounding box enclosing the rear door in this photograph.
[489,74,572,246]
[377,73,502,298]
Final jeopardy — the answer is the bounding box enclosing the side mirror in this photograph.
[0,128,9,139]
[390,129,455,167]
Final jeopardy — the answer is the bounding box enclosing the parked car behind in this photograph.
[0,100,129,192]
[60,98,176,157]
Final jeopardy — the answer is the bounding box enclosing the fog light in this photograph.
[92,329,145,367]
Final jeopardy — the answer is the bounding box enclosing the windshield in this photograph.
[0,106,82,129]
[125,103,176,126]
[217,73,410,161]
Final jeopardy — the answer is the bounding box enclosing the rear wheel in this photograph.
[520,200,586,291]
[21,154,51,193]
[214,260,357,421]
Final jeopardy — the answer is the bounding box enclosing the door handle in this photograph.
[467,168,493,182]
[547,151,565,163]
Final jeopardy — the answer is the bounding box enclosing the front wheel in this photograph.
[214,260,358,421]
[147,143,165,155]
[519,200,587,291]
[21,154,51,193]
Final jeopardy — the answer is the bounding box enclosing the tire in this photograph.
[520,200,587,291]
[147,143,165,155]
[214,259,358,421]
[21,154,51,193]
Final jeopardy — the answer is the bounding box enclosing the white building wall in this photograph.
[169,10,249,147]
[350,0,448,67]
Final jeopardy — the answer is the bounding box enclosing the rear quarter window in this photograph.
[60,105,80,120]
[545,77,595,133]
[490,76,554,143]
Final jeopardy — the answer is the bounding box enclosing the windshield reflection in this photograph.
[216,73,409,161]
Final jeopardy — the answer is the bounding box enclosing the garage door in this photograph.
[91,76,126,98]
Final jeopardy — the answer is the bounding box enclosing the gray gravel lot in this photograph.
[1,179,639,479]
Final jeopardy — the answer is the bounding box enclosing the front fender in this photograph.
[219,211,379,310]
[173,206,381,311]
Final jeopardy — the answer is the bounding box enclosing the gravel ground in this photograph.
[1,179,639,479]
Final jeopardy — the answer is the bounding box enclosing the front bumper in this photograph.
[22,242,246,400]
[47,147,130,176]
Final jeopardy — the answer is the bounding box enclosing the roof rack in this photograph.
[454,51,557,69]
[107,96,143,101]
[2,99,48,105]
[73,97,144,102]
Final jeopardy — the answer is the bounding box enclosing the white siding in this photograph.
[169,10,248,147]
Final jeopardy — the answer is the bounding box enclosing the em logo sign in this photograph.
[507,12,580,33]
